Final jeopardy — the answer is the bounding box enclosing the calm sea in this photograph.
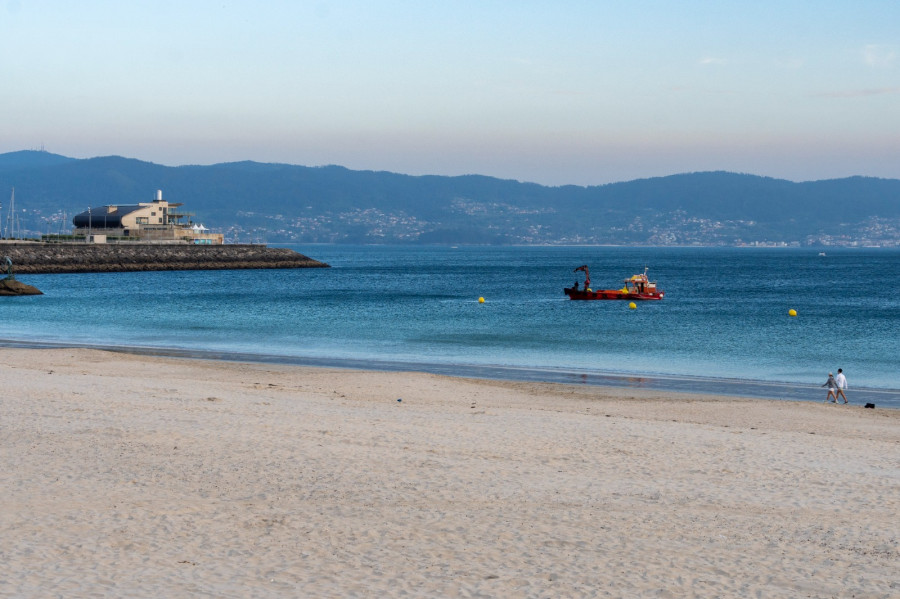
[2,245,898,407]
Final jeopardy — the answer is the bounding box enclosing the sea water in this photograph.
[2,245,898,407]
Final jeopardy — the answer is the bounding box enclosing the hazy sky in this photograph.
[2,1,898,185]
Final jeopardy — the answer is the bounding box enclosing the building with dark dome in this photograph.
[72,190,223,244]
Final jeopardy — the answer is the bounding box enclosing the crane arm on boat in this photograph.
[573,265,590,289]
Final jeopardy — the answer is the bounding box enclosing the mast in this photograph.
[4,188,13,239]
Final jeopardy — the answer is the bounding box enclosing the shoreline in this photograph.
[2,347,898,597]
[3,337,898,408]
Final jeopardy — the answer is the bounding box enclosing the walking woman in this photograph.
[822,372,838,402]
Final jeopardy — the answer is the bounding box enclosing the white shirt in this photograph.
[835,372,847,389]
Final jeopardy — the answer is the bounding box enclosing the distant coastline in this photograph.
[3,150,899,247]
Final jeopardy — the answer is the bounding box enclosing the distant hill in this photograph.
[0,150,76,169]
[1,151,898,246]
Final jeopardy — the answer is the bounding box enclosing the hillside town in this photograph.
[218,208,900,247]
[6,194,900,247]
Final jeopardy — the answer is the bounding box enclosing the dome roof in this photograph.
[72,205,143,228]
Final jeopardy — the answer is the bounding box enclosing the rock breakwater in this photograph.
[1,242,329,274]
[0,278,43,295]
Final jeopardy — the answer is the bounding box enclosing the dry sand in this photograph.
[1,348,898,598]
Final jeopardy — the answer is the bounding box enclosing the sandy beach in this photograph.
[1,348,898,598]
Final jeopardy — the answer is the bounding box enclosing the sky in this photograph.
[1,1,899,186]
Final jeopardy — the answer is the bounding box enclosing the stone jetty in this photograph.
[1,242,329,274]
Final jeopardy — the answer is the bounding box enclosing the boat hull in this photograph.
[564,288,664,301]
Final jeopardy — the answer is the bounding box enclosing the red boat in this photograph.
[564,265,664,300]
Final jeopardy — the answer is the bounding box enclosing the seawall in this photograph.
[1,242,329,274]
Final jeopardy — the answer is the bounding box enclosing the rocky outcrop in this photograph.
[2,242,329,274]
[0,277,42,295]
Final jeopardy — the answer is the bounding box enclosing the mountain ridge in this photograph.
[1,150,898,246]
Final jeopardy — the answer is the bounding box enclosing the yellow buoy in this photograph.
[788,309,797,317]
[628,302,637,310]
[478,297,485,303]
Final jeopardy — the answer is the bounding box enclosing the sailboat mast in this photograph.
[3,188,13,239]
[10,188,15,240]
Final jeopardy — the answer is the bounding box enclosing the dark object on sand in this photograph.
[864,403,875,409]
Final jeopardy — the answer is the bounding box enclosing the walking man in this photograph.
[835,368,848,404]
